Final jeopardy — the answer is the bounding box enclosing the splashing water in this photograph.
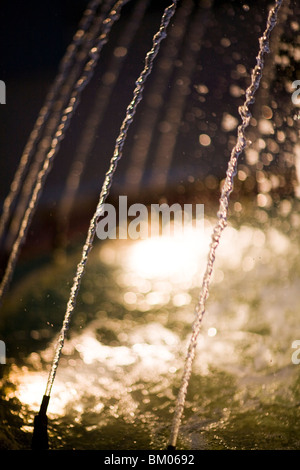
[44,0,178,399]
[1,0,299,452]
[168,0,283,449]
[3,211,300,450]
[56,0,150,242]
[124,0,195,192]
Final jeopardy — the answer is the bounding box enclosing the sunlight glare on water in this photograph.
[123,222,211,282]
[2,214,300,449]
[1,0,300,452]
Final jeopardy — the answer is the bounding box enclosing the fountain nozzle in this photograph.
[31,395,50,450]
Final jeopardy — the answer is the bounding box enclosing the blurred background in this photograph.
[0,0,300,451]
[0,0,298,259]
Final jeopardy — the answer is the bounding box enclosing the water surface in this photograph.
[1,206,300,450]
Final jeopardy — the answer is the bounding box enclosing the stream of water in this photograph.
[0,0,299,452]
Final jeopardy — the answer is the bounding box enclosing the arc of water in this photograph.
[0,0,131,303]
[56,0,150,247]
[2,0,117,254]
[249,0,290,172]
[124,0,194,194]
[168,0,283,450]
[0,0,104,246]
[44,0,178,401]
[149,1,209,192]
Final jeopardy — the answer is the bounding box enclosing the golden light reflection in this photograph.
[98,218,291,311]
[124,223,211,282]
[4,217,297,435]
[5,324,182,419]
[6,366,76,416]
[207,327,217,337]
[98,217,294,324]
